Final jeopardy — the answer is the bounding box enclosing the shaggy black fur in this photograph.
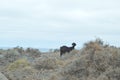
[60,43,76,56]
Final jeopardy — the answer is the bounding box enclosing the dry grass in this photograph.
[6,58,30,71]
[1,39,120,80]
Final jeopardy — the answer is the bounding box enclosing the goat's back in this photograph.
[60,46,70,52]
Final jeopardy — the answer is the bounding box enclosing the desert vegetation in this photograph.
[0,39,120,80]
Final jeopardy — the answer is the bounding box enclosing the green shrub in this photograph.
[7,58,30,71]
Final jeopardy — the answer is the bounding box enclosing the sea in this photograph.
[0,47,50,52]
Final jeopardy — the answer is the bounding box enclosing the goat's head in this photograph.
[72,42,76,47]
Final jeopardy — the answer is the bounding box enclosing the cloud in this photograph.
[0,0,120,48]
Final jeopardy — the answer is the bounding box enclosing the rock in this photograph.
[0,72,8,80]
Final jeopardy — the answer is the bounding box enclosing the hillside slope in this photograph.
[0,39,120,80]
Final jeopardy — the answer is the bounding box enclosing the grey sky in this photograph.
[0,0,120,48]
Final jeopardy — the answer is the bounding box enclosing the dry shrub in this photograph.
[24,71,45,80]
[7,58,30,71]
[48,73,64,80]
[84,38,103,51]
[63,75,79,80]
[2,39,120,80]
[97,75,109,80]
[5,64,34,80]
[105,68,120,80]
[34,57,58,70]
[60,39,120,80]
[60,49,80,60]
[62,55,89,79]
[5,68,34,80]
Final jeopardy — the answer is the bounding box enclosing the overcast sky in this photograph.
[0,0,120,49]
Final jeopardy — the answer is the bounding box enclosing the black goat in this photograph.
[60,43,76,56]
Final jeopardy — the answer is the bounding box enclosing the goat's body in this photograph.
[60,46,73,56]
[60,43,76,56]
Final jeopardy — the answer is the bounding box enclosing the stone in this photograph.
[0,72,8,80]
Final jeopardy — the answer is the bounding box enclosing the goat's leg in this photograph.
[60,52,62,57]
